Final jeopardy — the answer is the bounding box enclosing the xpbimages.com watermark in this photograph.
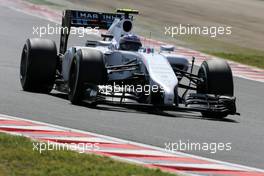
[165,140,232,154]
[32,140,100,154]
[165,24,232,38]
[98,83,164,95]
[32,24,100,38]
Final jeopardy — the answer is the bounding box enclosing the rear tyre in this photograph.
[197,59,234,118]
[20,38,57,93]
[68,48,106,105]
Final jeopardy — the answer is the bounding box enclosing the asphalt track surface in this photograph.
[0,5,263,169]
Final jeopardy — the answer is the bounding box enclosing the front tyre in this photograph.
[20,38,57,93]
[68,48,106,105]
[197,59,234,118]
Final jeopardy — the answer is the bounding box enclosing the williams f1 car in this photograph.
[20,9,238,118]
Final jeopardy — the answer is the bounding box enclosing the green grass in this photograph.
[172,34,264,69]
[204,52,264,68]
[0,133,176,176]
[26,0,62,7]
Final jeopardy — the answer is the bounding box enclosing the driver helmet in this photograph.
[118,34,142,51]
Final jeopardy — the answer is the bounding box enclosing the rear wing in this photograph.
[59,10,122,53]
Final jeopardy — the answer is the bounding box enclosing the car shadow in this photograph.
[50,92,239,123]
[91,104,239,123]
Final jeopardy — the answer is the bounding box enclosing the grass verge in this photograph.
[26,0,63,8]
[204,52,264,68]
[170,34,264,69]
[0,133,176,176]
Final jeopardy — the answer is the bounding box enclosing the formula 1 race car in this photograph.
[20,9,238,119]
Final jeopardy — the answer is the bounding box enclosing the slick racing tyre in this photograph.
[20,38,57,93]
[68,48,107,105]
[197,59,234,118]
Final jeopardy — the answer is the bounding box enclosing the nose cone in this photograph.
[141,52,178,105]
